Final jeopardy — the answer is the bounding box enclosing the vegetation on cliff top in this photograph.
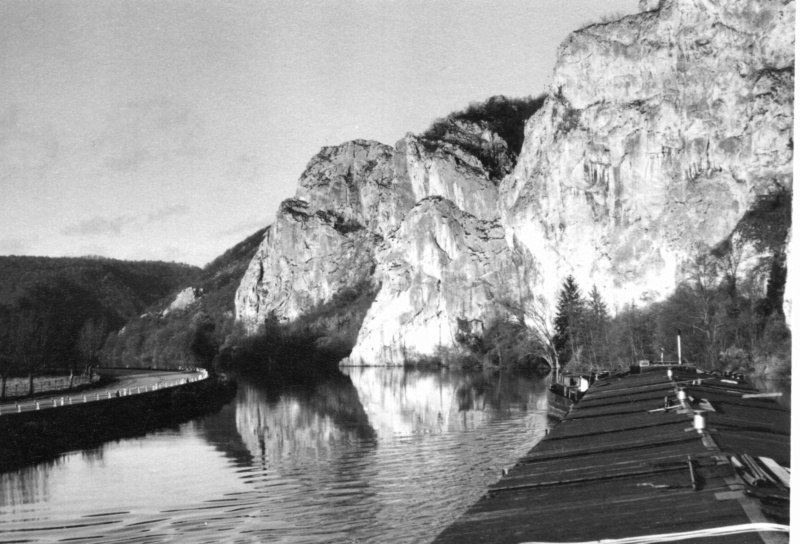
[420,95,547,180]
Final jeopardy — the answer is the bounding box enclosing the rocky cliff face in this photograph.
[235,140,401,329]
[235,117,529,360]
[235,0,793,365]
[348,197,534,365]
[502,0,794,309]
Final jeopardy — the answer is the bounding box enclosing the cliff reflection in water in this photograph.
[231,366,550,462]
[340,366,550,438]
[233,370,376,465]
[220,365,552,542]
[0,367,552,544]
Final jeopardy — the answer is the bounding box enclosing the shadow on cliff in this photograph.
[224,280,379,374]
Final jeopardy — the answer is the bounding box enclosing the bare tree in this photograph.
[9,307,53,396]
[77,317,108,386]
[683,249,725,368]
[0,307,16,399]
[497,294,559,373]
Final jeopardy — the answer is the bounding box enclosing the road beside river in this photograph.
[0,369,207,416]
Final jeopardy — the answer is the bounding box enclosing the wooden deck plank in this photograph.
[432,370,790,544]
[545,412,689,440]
[494,441,712,490]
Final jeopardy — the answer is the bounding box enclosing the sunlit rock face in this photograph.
[162,286,201,316]
[501,0,794,309]
[236,0,793,362]
[235,140,405,330]
[348,197,534,365]
[397,131,503,222]
[236,123,520,354]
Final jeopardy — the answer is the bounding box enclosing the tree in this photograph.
[77,317,108,385]
[9,305,53,396]
[585,285,611,367]
[554,276,586,366]
[0,306,17,399]
[495,294,559,371]
[189,312,218,370]
[683,251,725,368]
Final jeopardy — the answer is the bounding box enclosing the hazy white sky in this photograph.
[0,0,640,267]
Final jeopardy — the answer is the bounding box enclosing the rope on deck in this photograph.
[518,522,789,544]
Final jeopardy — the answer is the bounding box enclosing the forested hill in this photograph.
[0,256,200,379]
[102,227,268,369]
[0,256,199,316]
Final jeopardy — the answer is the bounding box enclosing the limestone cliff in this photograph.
[235,0,792,366]
[235,140,401,329]
[347,197,534,365]
[234,117,525,347]
[502,0,794,309]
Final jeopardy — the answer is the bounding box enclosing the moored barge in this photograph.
[435,365,790,543]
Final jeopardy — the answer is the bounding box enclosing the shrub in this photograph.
[228,280,380,371]
[419,95,546,181]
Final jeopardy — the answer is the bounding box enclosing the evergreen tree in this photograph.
[586,285,611,366]
[554,276,586,366]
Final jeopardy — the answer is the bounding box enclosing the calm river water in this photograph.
[0,366,552,543]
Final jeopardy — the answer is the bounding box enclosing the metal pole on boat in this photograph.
[677,330,682,365]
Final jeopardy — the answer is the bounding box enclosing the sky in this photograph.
[0,0,641,267]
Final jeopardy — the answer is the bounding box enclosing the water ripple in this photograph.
[0,368,551,543]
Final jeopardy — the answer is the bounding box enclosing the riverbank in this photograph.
[434,366,790,543]
[0,371,236,472]
[0,366,550,543]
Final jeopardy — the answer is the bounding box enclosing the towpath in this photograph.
[0,369,207,416]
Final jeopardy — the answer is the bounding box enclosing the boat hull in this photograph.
[547,387,574,419]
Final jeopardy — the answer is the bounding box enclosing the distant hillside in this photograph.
[0,256,199,315]
[102,228,268,369]
[0,256,200,378]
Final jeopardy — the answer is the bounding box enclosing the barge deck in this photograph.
[433,368,790,543]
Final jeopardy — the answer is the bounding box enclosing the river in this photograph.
[0,366,553,543]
